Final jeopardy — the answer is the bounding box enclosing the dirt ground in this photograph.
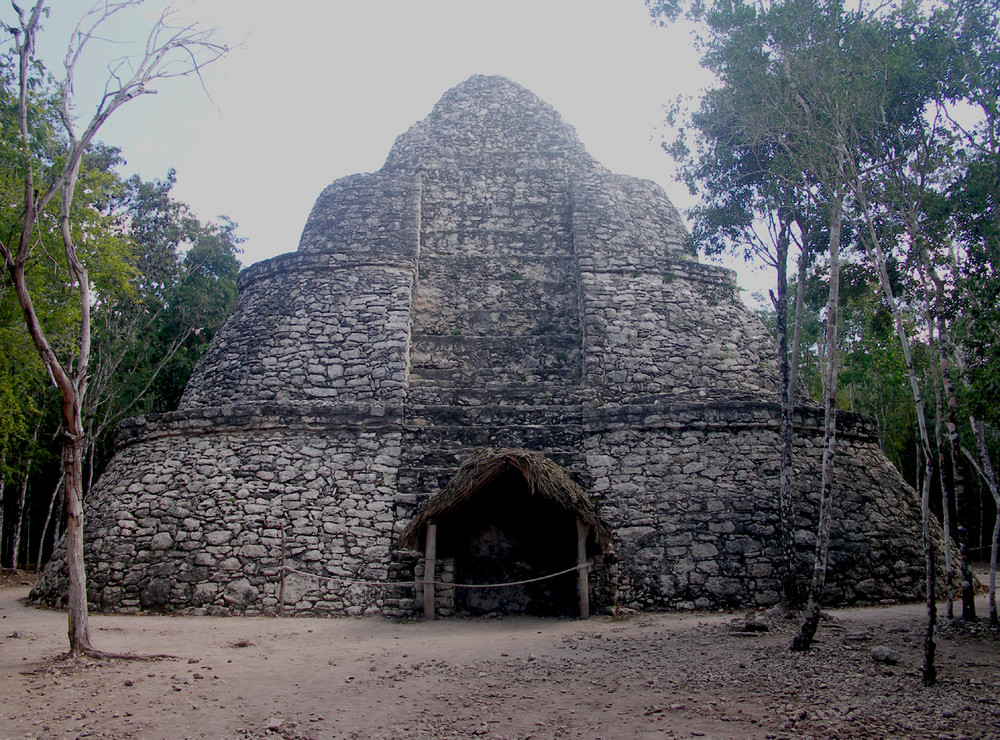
[1,575,998,740]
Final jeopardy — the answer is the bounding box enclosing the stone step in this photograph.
[412,308,578,338]
[416,237,575,257]
[408,368,581,386]
[405,382,596,407]
[409,334,582,385]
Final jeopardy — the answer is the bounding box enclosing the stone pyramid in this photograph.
[33,76,929,616]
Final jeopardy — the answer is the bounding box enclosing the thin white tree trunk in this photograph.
[933,295,976,620]
[857,198,937,685]
[915,242,976,620]
[11,475,28,569]
[791,191,844,651]
[788,242,808,400]
[23,513,30,573]
[10,419,41,568]
[0,469,5,567]
[928,311,953,620]
[2,0,227,658]
[36,472,64,573]
[991,514,999,628]
[965,423,1000,627]
[51,486,63,563]
[774,219,798,605]
[816,339,826,400]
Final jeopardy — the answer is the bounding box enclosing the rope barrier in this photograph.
[280,567,405,588]
[439,564,587,589]
[280,563,588,590]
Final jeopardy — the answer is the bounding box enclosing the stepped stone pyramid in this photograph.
[33,75,928,616]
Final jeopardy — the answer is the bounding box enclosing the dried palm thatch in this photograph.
[399,448,612,552]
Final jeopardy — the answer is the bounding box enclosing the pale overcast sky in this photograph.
[17,0,771,303]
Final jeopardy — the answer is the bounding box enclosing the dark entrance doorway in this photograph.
[438,468,578,616]
[399,448,612,620]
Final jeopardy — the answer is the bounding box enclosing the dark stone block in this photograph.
[140,578,172,610]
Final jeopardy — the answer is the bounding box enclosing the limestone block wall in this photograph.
[584,404,928,610]
[31,406,404,616]
[415,558,457,617]
[410,163,581,387]
[417,168,574,257]
[576,263,780,402]
[180,257,415,408]
[382,74,595,390]
[31,397,934,616]
[296,172,420,258]
[412,255,578,337]
[409,334,581,386]
[572,173,691,271]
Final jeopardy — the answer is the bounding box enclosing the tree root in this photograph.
[19,650,177,677]
[66,647,178,662]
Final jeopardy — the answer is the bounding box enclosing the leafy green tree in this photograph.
[939,0,1000,626]
[652,0,1000,686]
[654,0,855,612]
[0,0,227,657]
[650,0,936,661]
[664,27,830,604]
[0,81,241,572]
[83,172,241,489]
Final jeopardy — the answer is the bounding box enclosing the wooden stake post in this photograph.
[279,526,286,616]
[577,519,590,619]
[423,522,437,620]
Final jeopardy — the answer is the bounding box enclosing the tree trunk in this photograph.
[788,240,809,399]
[921,464,937,685]
[51,486,63,565]
[0,469,5,568]
[11,473,28,569]
[23,513,30,573]
[990,510,999,628]
[921,247,976,621]
[11,419,41,569]
[62,400,93,656]
[935,313,976,621]
[84,418,97,500]
[774,221,799,606]
[36,472,65,573]
[791,193,843,652]
[929,316,953,620]
[969,420,1000,627]
[951,431,977,623]
[769,219,797,605]
[3,0,227,659]
[816,339,825,400]
[857,198,938,685]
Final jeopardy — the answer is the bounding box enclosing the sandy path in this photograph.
[1,586,998,739]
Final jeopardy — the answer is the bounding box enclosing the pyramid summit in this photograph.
[382,75,598,171]
[33,76,929,617]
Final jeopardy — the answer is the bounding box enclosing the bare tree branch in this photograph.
[2,0,229,657]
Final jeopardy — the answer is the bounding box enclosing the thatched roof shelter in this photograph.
[399,448,612,553]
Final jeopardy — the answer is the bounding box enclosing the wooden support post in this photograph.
[423,522,437,621]
[279,525,286,617]
[577,519,590,619]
